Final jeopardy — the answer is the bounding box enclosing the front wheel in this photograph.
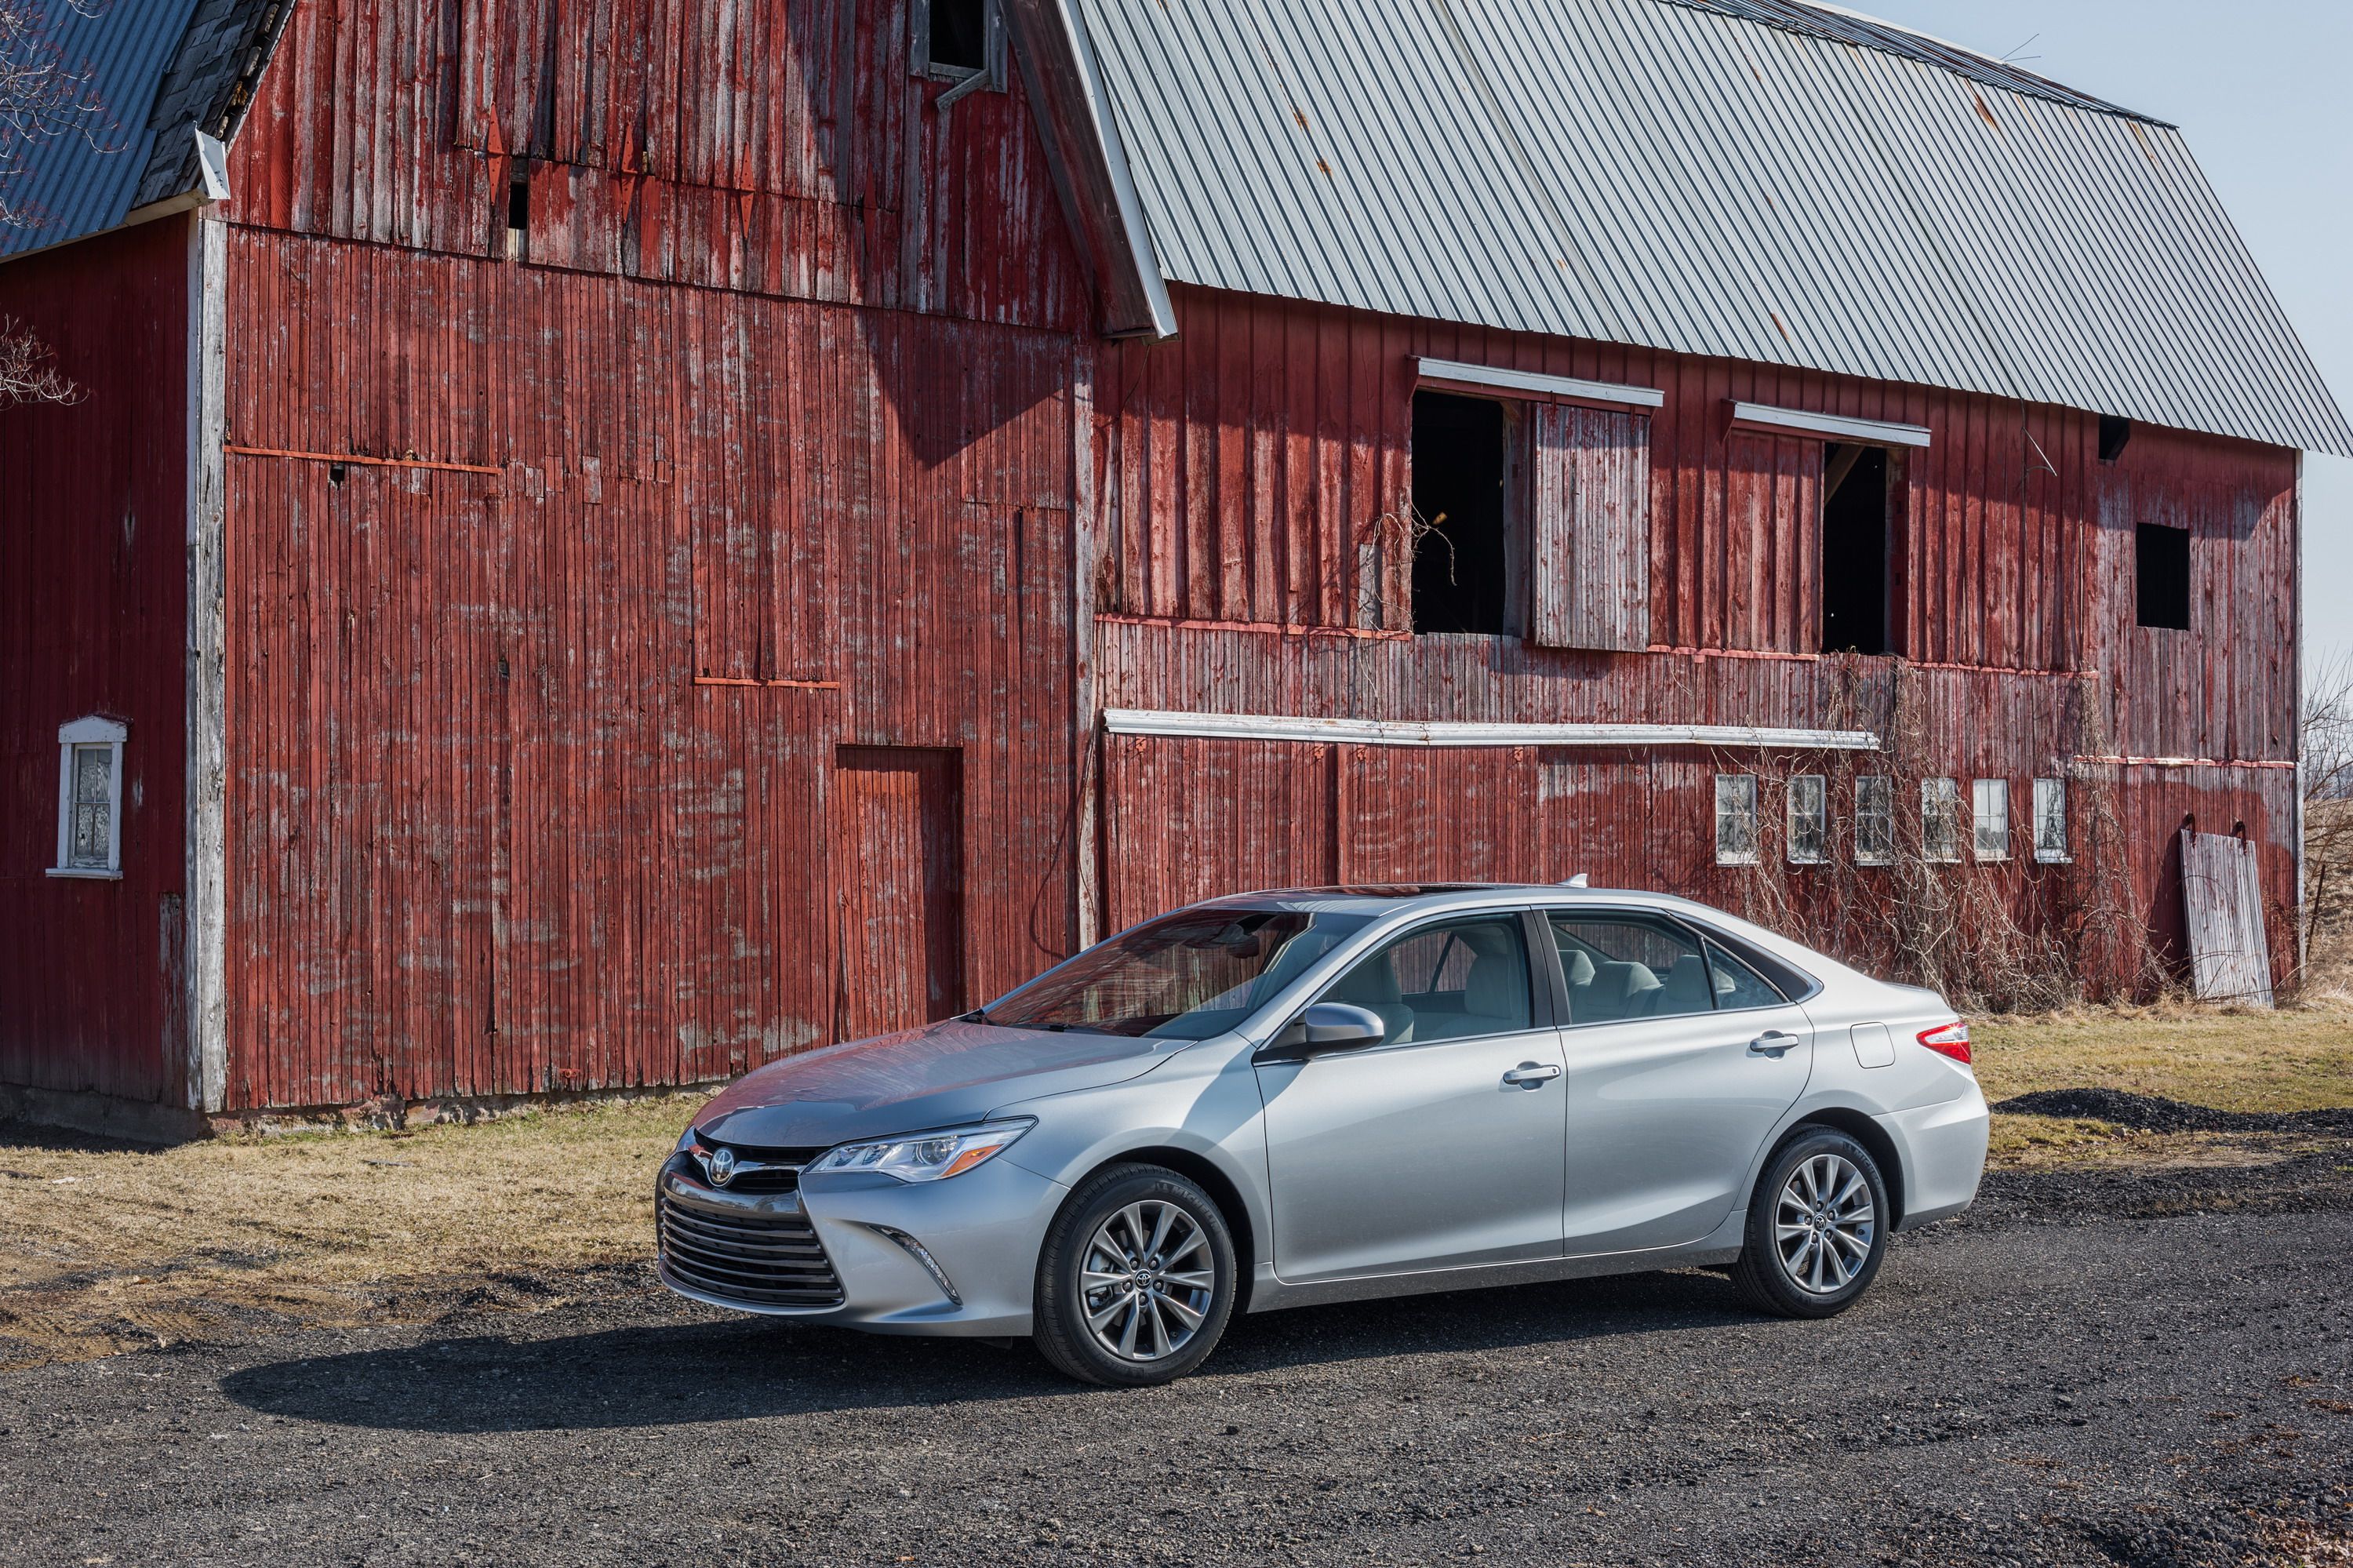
[1729,1128,1890,1318]
[1032,1164,1238,1386]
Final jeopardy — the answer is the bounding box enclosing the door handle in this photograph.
[1747,1031,1801,1058]
[1501,1062,1562,1089]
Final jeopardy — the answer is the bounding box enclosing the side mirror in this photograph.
[1262,1002,1387,1062]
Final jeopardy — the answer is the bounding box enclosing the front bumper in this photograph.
[655,1152,1067,1337]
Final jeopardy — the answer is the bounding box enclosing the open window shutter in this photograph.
[1532,405,1651,650]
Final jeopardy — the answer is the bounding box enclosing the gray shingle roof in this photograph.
[0,0,282,260]
[1071,0,2353,456]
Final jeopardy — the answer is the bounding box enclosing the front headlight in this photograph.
[809,1119,1035,1183]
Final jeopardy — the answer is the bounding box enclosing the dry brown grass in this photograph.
[0,1093,703,1371]
[1972,995,2353,1112]
[1972,996,2353,1163]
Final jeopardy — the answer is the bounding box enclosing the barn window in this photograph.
[1854,775,1893,865]
[2033,777,2070,863]
[1715,775,1758,866]
[1922,777,1962,864]
[2098,414,2133,464]
[504,162,530,262]
[1973,779,2010,860]
[2135,522,2190,630]
[49,715,126,880]
[915,0,1002,86]
[1411,391,1523,636]
[1787,775,1827,864]
[1820,442,1893,655]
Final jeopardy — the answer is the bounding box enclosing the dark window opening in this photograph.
[926,0,987,72]
[504,165,530,260]
[1820,442,1891,655]
[1410,391,1515,635]
[2099,413,2133,464]
[2136,522,2190,630]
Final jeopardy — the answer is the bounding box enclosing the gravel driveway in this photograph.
[3,1155,2349,1567]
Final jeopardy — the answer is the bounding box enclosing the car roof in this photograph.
[1188,883,1698,918]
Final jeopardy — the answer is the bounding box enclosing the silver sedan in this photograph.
[657,885,1988,1385]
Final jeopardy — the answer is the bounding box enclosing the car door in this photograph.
[1253,911,1568,1283]
[1546,910,1814,1257]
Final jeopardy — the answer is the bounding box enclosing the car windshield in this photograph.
[984,908,1373,1039]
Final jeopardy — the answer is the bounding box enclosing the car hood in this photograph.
[692,1020,1183,1148]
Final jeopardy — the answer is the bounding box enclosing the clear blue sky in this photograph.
[1856,0,2352,682]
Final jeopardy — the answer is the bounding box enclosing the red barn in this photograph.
[2,0,2344,1135]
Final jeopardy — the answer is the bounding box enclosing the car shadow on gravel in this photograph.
[220,1266,1758,1432]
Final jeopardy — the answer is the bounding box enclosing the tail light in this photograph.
[1917,1021,1971,1065]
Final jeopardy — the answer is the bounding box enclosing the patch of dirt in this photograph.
[1993,1088,2353,1136]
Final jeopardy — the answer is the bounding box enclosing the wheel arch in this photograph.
[1067,1144,1263,1314]
[1782,1107,1907,1229]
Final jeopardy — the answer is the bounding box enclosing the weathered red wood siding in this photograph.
[1097,286,2099,674]
[0,218,191,1104]
[216,230,1082,1109]
[1093,288,2300,992]
[228,0,1090,333]
[206,0,1093,1108]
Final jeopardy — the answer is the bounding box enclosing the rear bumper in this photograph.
[1878,1086,1990,1231]
[655,1155,1067,1337]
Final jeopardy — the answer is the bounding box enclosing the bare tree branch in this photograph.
[2300,649,2353,991]
[0,0,112,407]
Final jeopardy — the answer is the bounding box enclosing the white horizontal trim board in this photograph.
[1104,709,1878,751]
[1729,401,1933,449]
[1414,357,1664,409]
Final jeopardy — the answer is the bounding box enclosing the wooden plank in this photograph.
[1530,404,1650,651]
[2180,828,2275,1005]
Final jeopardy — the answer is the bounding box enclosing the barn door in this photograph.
[2180,828,2273,1006]
[1531,404,1650,651]
[832,748,966,1040]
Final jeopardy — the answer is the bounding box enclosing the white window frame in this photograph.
[1853,775,1894,866]
[1715,774,1759,866]
[50,715,127,880]
[1922,777,1962,864]
[1973,778,2010,861]
[1786,774,1827,865]
[2032,777,2071,864]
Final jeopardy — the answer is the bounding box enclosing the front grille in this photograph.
[695,1142,824,1195]
[713,1164,803,1195]
[657,1192,845,1308]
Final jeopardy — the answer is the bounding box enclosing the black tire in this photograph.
[1032,1163,1238,1387]
[1729,1126,1890,1319]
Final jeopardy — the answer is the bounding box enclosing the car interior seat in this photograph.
[1585,960,1662,1022]
[1646,952,1714,1017]
[1326,955,1416,1045]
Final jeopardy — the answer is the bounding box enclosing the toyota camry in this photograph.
[656,885,1988,1385]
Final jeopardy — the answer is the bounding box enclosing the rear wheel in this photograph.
[1032,1164,1237,1387]
[1730,1128,1889,1318]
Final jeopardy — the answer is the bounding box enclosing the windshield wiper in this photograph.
[958,1008,990,1024]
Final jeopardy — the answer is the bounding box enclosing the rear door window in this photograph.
[1547,913,1718,1024]
[1320,915,1533,1046]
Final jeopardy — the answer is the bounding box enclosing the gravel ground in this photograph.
[3,1147,2351,1568]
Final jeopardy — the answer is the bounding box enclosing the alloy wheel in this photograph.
[1773,1151,1876,1294]
[1079,1199,1216,1362]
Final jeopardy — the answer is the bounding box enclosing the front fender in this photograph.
[990,1035,1273,1268]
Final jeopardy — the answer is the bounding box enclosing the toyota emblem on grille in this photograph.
[707,1147,738,1186]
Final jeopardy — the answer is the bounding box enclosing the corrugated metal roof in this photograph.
[1655,0,2156,122]
[0,0,282,260]
[1071,0,2353,457]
